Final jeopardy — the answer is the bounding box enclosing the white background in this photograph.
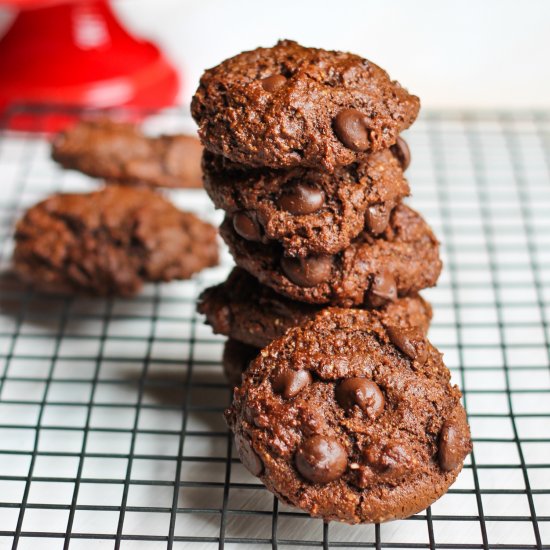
[1,0,550,110]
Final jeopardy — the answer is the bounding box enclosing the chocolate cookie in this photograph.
[225,308,472,524]
[14,186,219,296]
[198,268,432,348]
[52,119,203,189]
[223,339,259,387]
[203,148,409,257]
[191,40,420,171]
[220,204,441,306]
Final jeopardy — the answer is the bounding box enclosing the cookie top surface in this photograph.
[220,204,442,306]
[225,308,472,523]
[52,120,203,189]
[14,186,218,296]
[198,268,432,348]
[191,40,420,171]
[203,148,409,257]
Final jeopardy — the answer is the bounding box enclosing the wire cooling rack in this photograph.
[0,106,548,550]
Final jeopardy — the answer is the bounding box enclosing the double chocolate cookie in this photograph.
[225,308,472,523]
[192,40,420,171]
[203,148,409,257]
[52,119,203,189]
[14,186,219,296]
[199,268,432,349]
[220,204,441,306]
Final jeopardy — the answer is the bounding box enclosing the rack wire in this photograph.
[0,105,548,549]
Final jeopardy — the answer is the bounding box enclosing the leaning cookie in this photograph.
[14,186,219,296]
[203,148,409,257]
[52,119,203,189]
[191,40,419,171]
[198,268,432,349]
[220,204,441,307]
[225,308,472,524]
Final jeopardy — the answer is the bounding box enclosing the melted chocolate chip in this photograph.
[295,435,347,483]
[273,369,312,399]
[333,109,370,151]
[367,271,397,308]
[261,75,287,93]
[233,211,262,242]
[280,255,333,287]
[390,137,411,171]
[365,204,390,235]
[335,378,385,419]
[235,433,263,476]
[439,420,467,471]
[277,184,325,215]
[386,326,428,364]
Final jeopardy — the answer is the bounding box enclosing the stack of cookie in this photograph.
[193,40,441,382]
[193,40,471,524]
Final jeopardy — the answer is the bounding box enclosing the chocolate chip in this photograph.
[333,108,370,151]
[390,137,411,171]
[233,211,262,242]
[277,184,325,215]
[281,255,333,287]
[439,420,467,471]
[386,326,428,364]
[235,433,263,476]
[367,271,397,308]
[273,369,312,399]
[365,204,390,235]
[336,378,385,419]
[295,435,347,483]
[261,75,287,93]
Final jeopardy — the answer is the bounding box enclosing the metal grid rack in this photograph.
[0,106,548,549]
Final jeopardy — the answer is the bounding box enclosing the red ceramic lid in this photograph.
[0,0,180,130]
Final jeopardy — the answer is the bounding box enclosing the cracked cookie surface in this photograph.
[203,148,409,257]
[191,40,419,171]
[14,186,218,296]
[52,119,203,189]
[220,204,442,306]
[199,268,432,349]
[225,308,472,523]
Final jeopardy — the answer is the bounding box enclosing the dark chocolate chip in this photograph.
[365,204,390,235]
[233,211,262,242]
[367,271,397,308]
[439,420,467,471]
[235,432,263,476]
[390,137,411,171]
[386,326,428,364]
[295,435,347,483]
[281,255,333,287]
[273,369,312,399]
[277,183,325,215]
[333,109,370,151]
[261,75,287,93]
[335,378,385,419]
